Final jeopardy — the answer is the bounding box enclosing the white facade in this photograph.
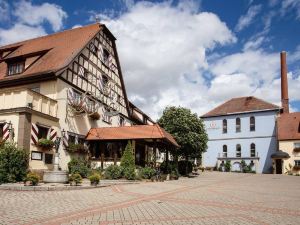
[202,110,279,173]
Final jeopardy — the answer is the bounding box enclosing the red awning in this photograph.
[86,124,179,147]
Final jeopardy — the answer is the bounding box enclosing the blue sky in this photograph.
[0,0,299,118]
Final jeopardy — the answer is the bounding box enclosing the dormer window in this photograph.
[7,61,25,75]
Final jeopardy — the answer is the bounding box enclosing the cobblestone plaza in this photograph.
[1,172,300,225]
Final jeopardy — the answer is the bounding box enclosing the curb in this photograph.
[0,180,140,191]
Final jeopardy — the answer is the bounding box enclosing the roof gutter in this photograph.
[201,108,282,118]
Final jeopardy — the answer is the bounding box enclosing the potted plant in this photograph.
[69,173,82,186]
[88,173,101,186]
[24,172,40,186]
[37,138,54,150]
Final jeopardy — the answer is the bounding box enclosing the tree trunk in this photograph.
[185,155,189,176]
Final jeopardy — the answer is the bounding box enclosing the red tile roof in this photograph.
[202,96,280,117]
[277,112,300,141]
[0,23,102,81]
[86,124,179,147]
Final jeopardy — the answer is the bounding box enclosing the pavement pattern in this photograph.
[0,172,300,225]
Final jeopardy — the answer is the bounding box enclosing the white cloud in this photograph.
[0,23,46,45]
[207,73,255,102]
[235,5,262,32]
[0,1,67,45]
[97,1,236,118]
[13,0,67,32]
[0,0,10,21]
[72,24,82,29]
[281,0,300,20]
[210,50,279,83]
[208,49,300,109]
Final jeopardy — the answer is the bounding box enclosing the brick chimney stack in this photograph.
[280,51,289,114]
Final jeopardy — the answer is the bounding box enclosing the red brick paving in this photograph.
[1,172,300,225]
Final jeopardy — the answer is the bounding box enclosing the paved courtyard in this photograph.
[1,172,300,225]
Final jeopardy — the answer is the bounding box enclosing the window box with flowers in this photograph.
[293,144,300,152]
[67,143,88,154]
[85,99,100,120]
[37,138,54,150]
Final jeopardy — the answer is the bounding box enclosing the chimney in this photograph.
[280,51,289,114]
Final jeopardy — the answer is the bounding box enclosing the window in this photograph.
[0,123,3,140]
[45,153,53,164]
[294,143,300,150]
[103,49,109,65]
[7,61,24,75]
[72,89,83,104]
[236,118,241,132]
[90,43,98,56]
[78,66,88,79]
[250,116,255,131]
[68,134,76,145]
[295,160,300,167]
[250,143,256,157]
[223,119,227,133]
[119,116,125,126]
[37,125,49,139]
[117,94,121,103]
[223,145,227,157]
[102,75,109,87]
[236,144,241,157]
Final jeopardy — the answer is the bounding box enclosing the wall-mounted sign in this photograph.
[31,151,43,161]
[207,121,220,130]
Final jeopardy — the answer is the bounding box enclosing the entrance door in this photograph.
[275,159,282,174]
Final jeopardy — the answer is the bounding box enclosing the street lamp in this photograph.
[54,137,61,153]
[7,121,14,141]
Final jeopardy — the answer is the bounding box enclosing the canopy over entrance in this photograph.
[271,150,290,159]
[86,124,179,148]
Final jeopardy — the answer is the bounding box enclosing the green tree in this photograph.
[120,141,135,168]
[0,142,29,183]
[158,106,208,174]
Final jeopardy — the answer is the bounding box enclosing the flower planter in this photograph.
[293,165,300,170]
[293,148,300,152]
[89,112,100,120]
[66,143,88,154]
[37,139,54,151]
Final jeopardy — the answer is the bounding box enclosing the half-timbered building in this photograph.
[0,23,178,172]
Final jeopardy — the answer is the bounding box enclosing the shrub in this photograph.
[37,138,54,149]
[68,157,91,178]
[120,141,135,168]
[104,165,123,179]
[69,173,82,186]
[140,166,156,179]
[0,142,29,184]
[224,160,231,172]
[178,161,193,175]
[25,172,39,186]
[170,170,179,180]
[88,173,101,185]
[123,166,136,180]
[160,161,178,174]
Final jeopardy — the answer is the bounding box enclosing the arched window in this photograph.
[236,144,241,157]
[250,143,256,157]
[250,116,255,131]
[236,118,241,132]
[223,119,227,133]
[223,145,227,157]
